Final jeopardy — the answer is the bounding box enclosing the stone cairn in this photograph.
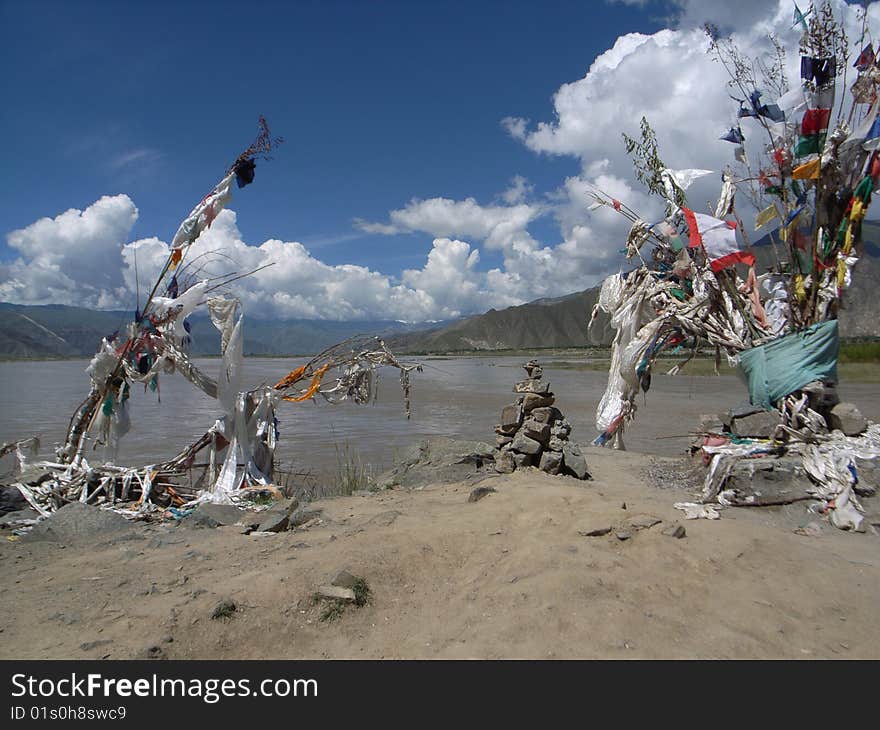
[492,360,590,479]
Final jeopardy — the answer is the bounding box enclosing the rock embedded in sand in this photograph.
[210,598,237,620]
[661,524,687,539]
[468,486,497,503]
[316,585,356,602]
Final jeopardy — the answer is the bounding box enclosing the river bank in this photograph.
[2,446,878,659]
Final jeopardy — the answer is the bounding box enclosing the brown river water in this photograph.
[1,356,878,486]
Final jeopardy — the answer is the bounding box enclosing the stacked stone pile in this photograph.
[492,360,590,480]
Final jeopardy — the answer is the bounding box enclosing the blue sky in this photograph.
[1,1,875,320]
[1,0,659,267]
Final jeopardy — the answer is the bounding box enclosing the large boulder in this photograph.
[721,457,812,505]
[522,393,555,412]
[513,379,551,395]
[826,402,867,436]
[374,438,496,489]
[499,404,523,434]
[493,450,515,474]
[24,502,135,545]
[510,431,542,455]
[521,419,550,444]
[562,443,591,480]
[730,410,782,439]
[539,451,563,475]
[529,406,562,424]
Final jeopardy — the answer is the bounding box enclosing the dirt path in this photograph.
[2,449,878,659]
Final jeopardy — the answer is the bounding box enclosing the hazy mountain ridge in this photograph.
[3,227,878,359]
[389,232,880,353]
[0,303,440,359]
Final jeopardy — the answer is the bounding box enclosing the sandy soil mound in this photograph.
[1,448,878,659]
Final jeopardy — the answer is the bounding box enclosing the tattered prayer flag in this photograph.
[795,133,825,157]
[801,108,831,136]
[855,43,875,71]
[755,205,779,229]
[792,157,821,179]
[681,207,755,272]
[793,2,809,32]
[612,199,621,211]
[720,127,744,144]
[863,116,880,150]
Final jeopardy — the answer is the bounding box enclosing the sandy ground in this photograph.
[1,448,878,660]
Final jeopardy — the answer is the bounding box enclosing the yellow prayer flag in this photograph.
[755,205,779,229]
[792,158,820,180]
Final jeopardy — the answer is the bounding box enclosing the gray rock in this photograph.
[0,508,39,527]
[724,402,765,428]
[801,381,839,410]
[210,598,237,620]
[723,457,813,505]
[289,507,323,528]
[80,639,113,652]
[628,515,662,530]
[500,404,523,432]
[183,502,261,528]
[257,512,289,533]
[521,418,551,444]
[513,379,551,395]
[522,393,555,412]
[523,361,543,379]
[698,413,725,434]
[530,406,562,424]
[331,570,359,589]
[730,410,782,439]
[510,431,542,455]
[494,450,515,474]
[615,531,633,541]
[826,402,867,436]
[264,498,300,517]
[578,526,611,537]
[316,585,356,602]
[513,453,533,468]
[661,524,686,539]
[539,450,563,475]
[551,420,572,438]
[854,455,878,497]
[0,485,28,516]
[374,438,496,489]
[468,486,497,503]
[140,645,166,660]
[548,437,565,452]
[24,502,134,545]
[562,443,590,480]
[495,435,513,448]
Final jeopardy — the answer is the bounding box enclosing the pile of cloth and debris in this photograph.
[492,360,591,479]
[1,119,419,534]
[587,6,880,531]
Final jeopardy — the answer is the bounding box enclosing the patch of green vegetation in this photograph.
[351,577,372,607]
[333,441,375,496]
[319,602,345,623]
[839,341,880,363]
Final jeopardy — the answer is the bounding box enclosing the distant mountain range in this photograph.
[0,303,435,359]
[388,232,880,353]
[2,226,879,359]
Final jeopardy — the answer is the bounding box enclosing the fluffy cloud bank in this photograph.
[0,196,499,321]
[3,0,876,321]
